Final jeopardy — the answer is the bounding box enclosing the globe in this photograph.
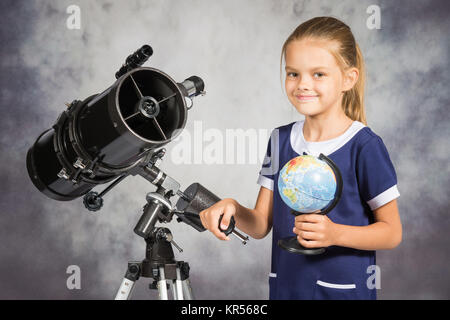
[278,155,337,213]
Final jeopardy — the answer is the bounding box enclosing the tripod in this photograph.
[82,149,248,300]
[115,227,194,300]
[115,191,194,300]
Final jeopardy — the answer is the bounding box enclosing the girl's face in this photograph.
[284,39,354,118]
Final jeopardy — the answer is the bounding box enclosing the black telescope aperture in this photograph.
[116,68,187,144]
[27,66,197,202]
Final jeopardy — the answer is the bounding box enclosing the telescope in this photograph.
[26,45,249,300]
[27,44,204,201]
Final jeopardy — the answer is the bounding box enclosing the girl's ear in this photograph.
[342,67,359,92]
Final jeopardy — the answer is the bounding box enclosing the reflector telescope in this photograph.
[26,45,204,201]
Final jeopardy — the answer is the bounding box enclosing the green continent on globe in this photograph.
[282,188,297,204]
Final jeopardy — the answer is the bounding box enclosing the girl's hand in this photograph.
[293,212,338,248]
[199,198,238,241]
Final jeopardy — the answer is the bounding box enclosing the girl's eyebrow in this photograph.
[285,65,330,71]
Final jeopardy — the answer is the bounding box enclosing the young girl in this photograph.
[199,16,402,300]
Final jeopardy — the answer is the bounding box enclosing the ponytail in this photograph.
[342,43,367,125]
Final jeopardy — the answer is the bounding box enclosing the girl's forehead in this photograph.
[285,39,339,69]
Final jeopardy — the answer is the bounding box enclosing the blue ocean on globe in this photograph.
[278,155,337,213]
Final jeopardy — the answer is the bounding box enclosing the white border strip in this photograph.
[269,273,277,278]
[290,120,366,157]
[257,175,274,191]
[316,280,356,289]
[367,185,400,210]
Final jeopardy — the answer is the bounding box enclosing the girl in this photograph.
[199,16,402,300]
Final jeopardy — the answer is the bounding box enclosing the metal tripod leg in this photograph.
[157,266,169,300]
[115,262,141,300]
[168,266,193,300]
[182,277,194,300]
[177,261,194,300]
[171,279,178,300]
[175,267,184,300]
[115,277,136,300]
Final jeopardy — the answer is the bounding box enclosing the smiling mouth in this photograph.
[295,95,319,101]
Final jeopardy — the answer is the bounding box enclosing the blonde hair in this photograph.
[281,16,367,125]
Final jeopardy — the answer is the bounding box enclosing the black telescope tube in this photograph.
[26,44,205,203]
[26,67,191,202]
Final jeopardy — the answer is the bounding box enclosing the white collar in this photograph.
[290,120,366,157]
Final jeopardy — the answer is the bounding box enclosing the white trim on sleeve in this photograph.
[367,185,400,210]
[257,175,274,191]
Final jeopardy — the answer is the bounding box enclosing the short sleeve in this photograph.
[257,129,280,191]
[356,136,400,210]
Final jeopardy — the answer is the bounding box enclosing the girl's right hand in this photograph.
[199,198,239,241]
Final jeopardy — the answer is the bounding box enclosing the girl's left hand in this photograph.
[293,213,338,248]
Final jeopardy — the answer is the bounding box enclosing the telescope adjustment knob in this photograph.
[218,215,236,236]
[83,191,104,212]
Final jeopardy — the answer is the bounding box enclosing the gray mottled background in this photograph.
[0,0,449,299]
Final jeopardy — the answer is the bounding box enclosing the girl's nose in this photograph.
[297,81,312,92]
[297,76,312,91]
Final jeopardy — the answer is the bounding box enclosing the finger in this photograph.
[292,227,316,237]
[199,210,208,229]
[210,209,229,240]
[294,221,318,232]
[219,205,234,230]
[297,214,323,223]
[295,214,314,223]
[297,236,321,248]
[220,204,235,231]
[298,231,320,241]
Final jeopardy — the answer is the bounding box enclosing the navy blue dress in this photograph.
[257,120,400,300]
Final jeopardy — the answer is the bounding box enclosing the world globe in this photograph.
[278,155,337,213]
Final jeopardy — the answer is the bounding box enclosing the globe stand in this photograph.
[278,226,326,255]
[277,153,343,255]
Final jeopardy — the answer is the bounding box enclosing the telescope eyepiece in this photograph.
[140,45,153,58]
[115,44,153,79]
